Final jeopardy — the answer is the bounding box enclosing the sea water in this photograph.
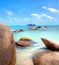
[9,25,59,65]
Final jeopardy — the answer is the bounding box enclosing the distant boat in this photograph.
[28,24,36,26]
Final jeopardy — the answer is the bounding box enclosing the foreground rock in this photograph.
[0,24,16,65]
[32,50,59,65]
[20,37,32,41]
[41,38,59,51]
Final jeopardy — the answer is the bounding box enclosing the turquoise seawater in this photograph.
[9,25,59,65]
[9,25,59,43]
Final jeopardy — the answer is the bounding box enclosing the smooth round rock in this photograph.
[41,38,59,51]
[0,24,16,65]
[32,50,59,65]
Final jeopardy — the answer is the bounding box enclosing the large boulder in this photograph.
[41,38,59,51]
[0,24,16,65]
[32,50,59,65]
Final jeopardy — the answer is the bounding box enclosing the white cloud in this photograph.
[42,6,59,13]
[31,13,39,17]
[6,10,13,15]
[42,14,53,19]
[6,15,30,25]
[31,13,56,24]
[31,13,53,19]
[7,16,20,23]
[31,13,41,18]
[42,6,47,9]
[48,8,59,13]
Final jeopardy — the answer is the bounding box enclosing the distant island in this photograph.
[28,24,36,26]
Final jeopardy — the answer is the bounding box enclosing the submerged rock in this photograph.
[28,27,37,30]
[20,37,32,41]
[32,50,59,65]
[15,37,33,46]
[16,41,30,47]
[0,24,16,65]
[37,26,41,28]
[43,26,48,30]
[41,38,59,51]
[13,29,23,32]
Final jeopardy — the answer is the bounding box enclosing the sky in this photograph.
[0,0,59,25]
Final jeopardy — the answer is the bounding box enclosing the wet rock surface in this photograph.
[41,38,59,51]
[16,41,30,47]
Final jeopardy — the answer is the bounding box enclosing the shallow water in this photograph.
[9,26,59,65]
